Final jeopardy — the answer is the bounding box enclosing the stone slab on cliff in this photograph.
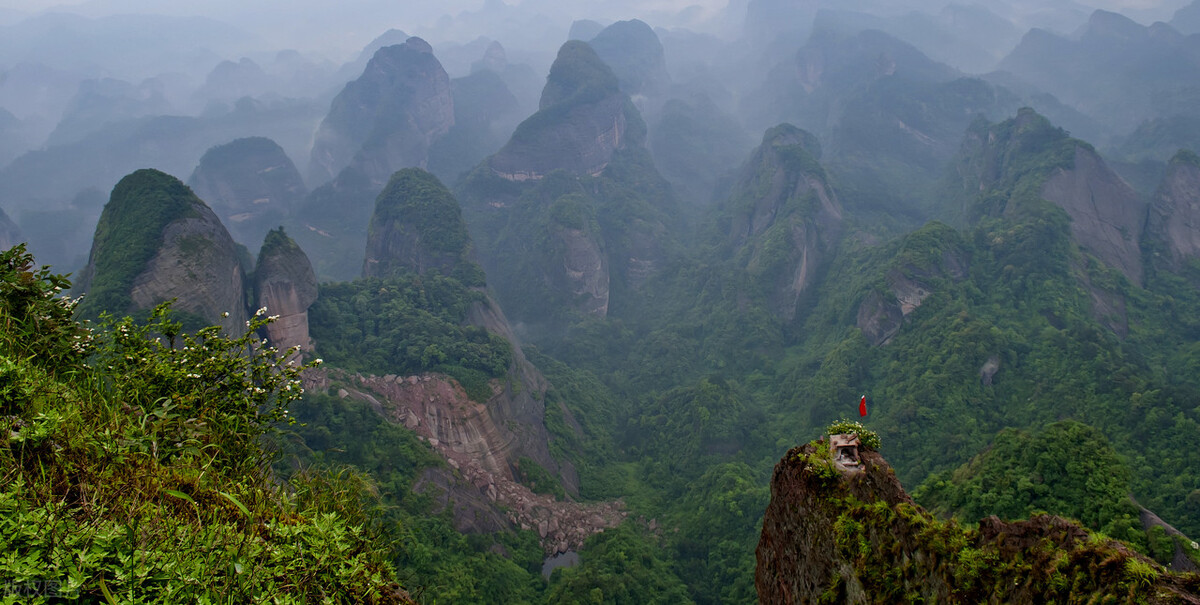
[756,440,1200,603]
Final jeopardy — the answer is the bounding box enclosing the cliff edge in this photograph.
[756,438,1200,604]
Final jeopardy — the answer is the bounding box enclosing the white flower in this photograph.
[221,311,229,318]
[255,307,268,317]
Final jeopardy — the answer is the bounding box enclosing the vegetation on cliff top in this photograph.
[367,168,486,287]
[308,273,512,403]
[758,440,1200,603]
[77,169,203,318]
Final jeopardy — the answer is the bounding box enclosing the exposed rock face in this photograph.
[728,124,843,320]
[358,168,575,492]
[254,228,317,356]
[188,137,308,247]
[756,440,1200,603]
[489,41,633,181]
[75,169,247,334]
[309,37,454,185]
[310,366,618,554]
[362,168,481,284]
[855,225,970,346]
[1148,150,1200,270]
[1039,145,1145,285]
[127,208,247,334]
[550,219,609,317]
[953,109,1145,286]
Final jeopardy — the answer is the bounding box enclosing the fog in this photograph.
[2,0,1200,271]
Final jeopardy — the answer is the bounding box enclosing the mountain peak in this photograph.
[756,439,1200,603]
[539,40,620,110]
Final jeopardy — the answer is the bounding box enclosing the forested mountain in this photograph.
[7,1,1200,602]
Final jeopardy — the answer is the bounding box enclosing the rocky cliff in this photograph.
[726,124,843,321]
[953,109,1145,285]
[308,37,454,186]
[1040,145,1146,285]
[488,41,638,181]
[756,439,1200,603]
[855,223,969,346]
[358,167,574,495]
[1147,150,1200,271]
[254,227,317,357]
[362,168,483,285]
[188,137,307,247]
[75,169,247,334]
[307,367,619,554]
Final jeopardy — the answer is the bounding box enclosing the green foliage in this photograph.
[515,456,566,500]
[914,421,1139,535]
[275,392,550,604]
[308,274,512,402]
[77,169,203,318]
[0,246,410,602]
[545,522,694,604]
[534,41,619,111]
[368,168,485,286]
[825,419,881,450]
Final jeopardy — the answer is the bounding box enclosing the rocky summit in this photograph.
[756,438,1200,604]
[308,36,454,186]
[254,227,318,356]
[488,41,637,182]
[74,168,248,334]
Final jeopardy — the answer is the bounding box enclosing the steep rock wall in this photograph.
[1039,145,1145,285]
[755,440,1200,603]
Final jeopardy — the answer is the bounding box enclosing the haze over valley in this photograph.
[4,0,1200,602]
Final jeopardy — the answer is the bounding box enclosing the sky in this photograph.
[0,0,1193,59]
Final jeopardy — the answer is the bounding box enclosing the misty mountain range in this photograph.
[6,0,1200,602]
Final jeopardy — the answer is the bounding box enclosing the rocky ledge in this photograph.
[756,439,1200,604]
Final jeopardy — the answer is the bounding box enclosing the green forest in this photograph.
[7,3,1200,601]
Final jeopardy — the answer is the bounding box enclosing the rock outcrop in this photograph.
[756,439,1200,603]
[254,227,317,357]
[953,109,1145,285]
[727,124,843,321]
[308,37,454,186]
[359,167,573,493]
[1148,150,1200,271]
[362,168,482,285]
[488,41,636,181]
[856,224,969,346]
[188,137,308,247]
[1040,145,1146,285]
[75,169,247,334]
[310,368,623,554]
